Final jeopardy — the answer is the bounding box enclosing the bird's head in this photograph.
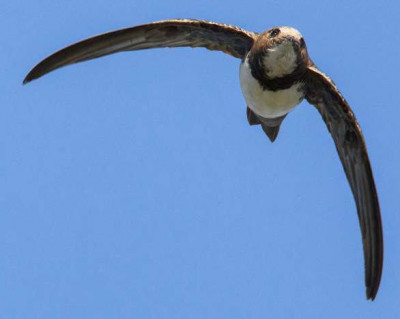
[250,26,309,79]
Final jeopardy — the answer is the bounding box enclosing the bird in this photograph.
[23,19,383,300]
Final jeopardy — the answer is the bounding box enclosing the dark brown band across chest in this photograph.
[247,50,306,92]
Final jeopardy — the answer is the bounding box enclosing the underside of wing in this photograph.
[305,65,383,300]
[24,19,257,83]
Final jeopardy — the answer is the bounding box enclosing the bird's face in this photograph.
[253,26,309,79]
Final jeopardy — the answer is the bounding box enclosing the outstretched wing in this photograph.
[23,19,256,84]
[305,65,383,300]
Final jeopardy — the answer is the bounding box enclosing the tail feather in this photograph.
[246,107,261,125]
[246,107,287,142]
[261,124,281,142]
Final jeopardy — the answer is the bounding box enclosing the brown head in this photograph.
[247,26,310,91]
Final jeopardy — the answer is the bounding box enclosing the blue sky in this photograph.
[2,0,399,318]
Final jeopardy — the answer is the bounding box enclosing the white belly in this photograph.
[239,59,304,118]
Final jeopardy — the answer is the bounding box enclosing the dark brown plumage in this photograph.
[305,66,383,299]
[23,19,256,84]
[23,19,383,300]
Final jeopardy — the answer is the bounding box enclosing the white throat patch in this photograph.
[263,41,297,78]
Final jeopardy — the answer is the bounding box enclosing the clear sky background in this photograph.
[1,0,399,318]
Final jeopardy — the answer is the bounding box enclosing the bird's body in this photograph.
[240,55,305,118]
[24,19,383,300]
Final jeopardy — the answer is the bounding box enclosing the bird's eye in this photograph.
[300,38,306,48]
[270,28,280,38]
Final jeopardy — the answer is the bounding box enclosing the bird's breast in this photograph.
[239,59,305,118]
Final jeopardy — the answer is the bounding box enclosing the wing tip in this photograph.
[22,76,30,85]
[366,280,381,301]
[366,290,377,301]
[23,70,38,85]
